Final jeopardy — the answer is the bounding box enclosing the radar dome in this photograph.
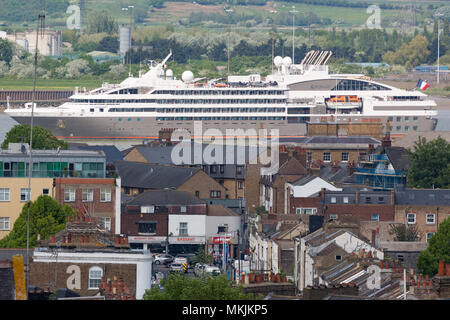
[274,56,283,67]
[166,69,173,78]
[282,56,292,66]
[182,70,194,83]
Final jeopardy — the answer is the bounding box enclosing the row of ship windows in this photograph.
[74,99,286,104]
[151,90,285,95]
[108,107,286,113]
[388,116,419,122]
[154,116,286,121]
[384,125,419,132]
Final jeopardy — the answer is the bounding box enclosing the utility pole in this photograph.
[237,229,241,283]
[122,5,134,76]
[270,10,277,74]
[289,6,298,63]
[435,13,443,85]
[27,11,45,300]
[225,8,234,76]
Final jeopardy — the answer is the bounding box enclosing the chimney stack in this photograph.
[438,261,445,276]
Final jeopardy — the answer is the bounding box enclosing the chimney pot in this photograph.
[446,263,450,277]
[51,235,55,244]
[67,215,71,223]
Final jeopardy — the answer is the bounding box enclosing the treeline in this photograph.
[0,0,70,23]
[282,0,408,10]
[187,11,328,27]
[126,28,411,65]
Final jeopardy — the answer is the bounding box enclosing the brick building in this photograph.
[321,189,395,222]
[0,143,109,240]
[260,156,308,214]
[121,189,207,253]
[394,188,450,243]
[28,217,152,299]
[114,160,227,200]
[54,177,121,234]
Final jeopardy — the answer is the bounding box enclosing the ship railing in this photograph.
[0,169,118,179]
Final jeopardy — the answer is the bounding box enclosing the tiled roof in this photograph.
[316,242,340,256]
[384,147,410,171]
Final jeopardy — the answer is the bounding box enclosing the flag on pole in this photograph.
[416,79,430,91]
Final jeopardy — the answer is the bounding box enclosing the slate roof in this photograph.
[132,142,264,166]
[303,136,380,145]
[0,249,28,262]
[114,160,200,189]
[76,145,124,164]
[207,204,239,216]
[384,147,410,171]
[319,164,351,184]
[126,189,205,206]
[316,242,340,256]
[394,188,450,206]
[277,157,308,177]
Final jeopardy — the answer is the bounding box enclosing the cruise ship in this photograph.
[4,50,438,140]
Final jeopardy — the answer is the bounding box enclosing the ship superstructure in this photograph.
[5,50,438,140]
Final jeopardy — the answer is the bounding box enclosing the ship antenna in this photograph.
[26,7,46,300]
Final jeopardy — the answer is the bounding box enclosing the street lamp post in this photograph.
[270,10,277,74]
[122,5,134,75]
[289,6,298,64]
[224,8,234,76]
[435,13,444,84]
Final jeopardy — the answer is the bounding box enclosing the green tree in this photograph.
[406,136,450,189]
[191,246,214,265]
[1,125,68,150]
[388,224,420,241]
[143,273,256,300]
[417,217,450,276]
[0,38,13,64]
[87,10,118,34]
[0,195,74,248]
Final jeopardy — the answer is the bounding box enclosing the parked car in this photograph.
[193,263,208,277]
[204,265,221,276]
[154,254,173,265]
[194,264,221,277]
[169,263,188,273]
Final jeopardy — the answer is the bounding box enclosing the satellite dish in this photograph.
[182,70,194,83]
[274,56,283,67]
[282,56,292,66]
